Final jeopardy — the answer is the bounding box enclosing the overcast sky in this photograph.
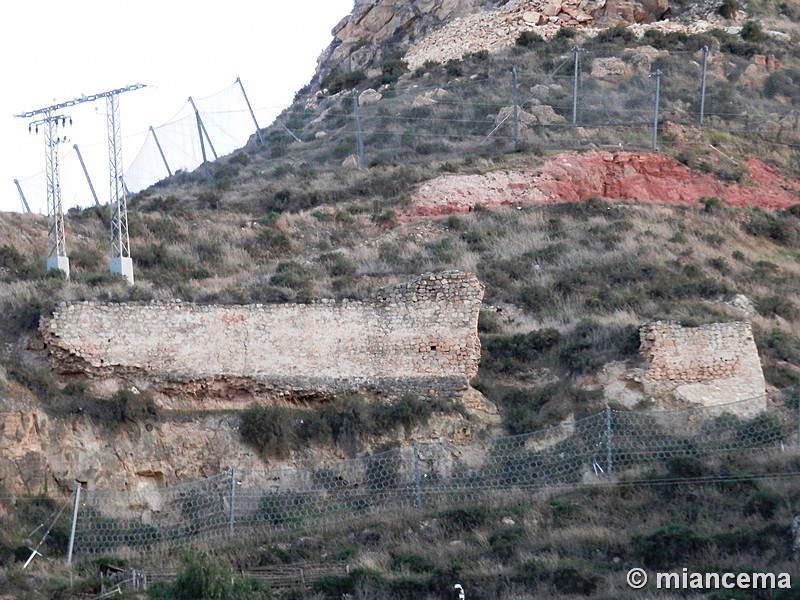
[0,0,353,214]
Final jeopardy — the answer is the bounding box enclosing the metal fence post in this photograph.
[796,399,800,451]
[352,89,366,169]
[512,67,521,150]
[651,69,662,151]
[605,406,613,476]
[229,467,236,537]
[572,46,580,126]
[67,482,81,565]
[699,46,709,127]
[413,439,422,508]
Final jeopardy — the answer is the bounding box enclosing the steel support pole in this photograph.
[73,144,100,207]
[149,126,172,177]
[13,179,31,213]
[67,483,81,565]
[572,46,580,126]
[188,96,218,160]
[699,46,709,127]
[605,406,613,476]
[352,89,366,169]
[413,440,422,508]
[189,97,213,182]
[512,67,521,150]
[651,70,662,151]
[236,77,264,145]
[229,468,236,537]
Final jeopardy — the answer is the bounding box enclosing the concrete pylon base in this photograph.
[46,255,70,280]
[110,256,134,285]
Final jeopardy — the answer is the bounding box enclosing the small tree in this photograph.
[157,551,271,600]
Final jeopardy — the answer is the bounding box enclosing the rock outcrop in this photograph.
[318,0,707,79]
[1,272,494,496]
[405,151,800,219]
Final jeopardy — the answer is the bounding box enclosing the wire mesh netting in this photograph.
[73,391,799,560]
[15,47,800,214]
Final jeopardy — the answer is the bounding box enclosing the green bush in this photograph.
[161,551,271,600]
[489,524,525,560]
[744,490,783,519]
[480,328,562,374]
[270,261,315,300]
[757,296,799,320]
[0,244,44,280]
[391,552,436,574]
[320,252,357,277]
[718,0,739,18]
[634,523,709,568]
[240,405,298,459]
[594,25,635,46]
[320,69,366,95]
[106,389,158,425]
[740,20,763,42]
[551,565,599,595]
[666,455,706,479]
[437,505,490,531]
[516,31,544,47]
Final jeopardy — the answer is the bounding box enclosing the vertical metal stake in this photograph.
[229,467,236,537]
[413,439,422,508]
[605,406,613,476]
[512,67,521,150]
[796,398,800,451]
[67,483,81,565]
[572,46,580,126]
[651,69,662,151]
[699,46,709,127]
[352,89,366,169]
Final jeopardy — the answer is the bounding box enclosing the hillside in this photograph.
[1,0,800,597]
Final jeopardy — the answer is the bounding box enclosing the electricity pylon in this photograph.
[16,84,145,282]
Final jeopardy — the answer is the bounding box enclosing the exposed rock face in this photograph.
[405,151,800,219]
[639,321,766,416]
[319,0,674,77]
[1,272,495,497]
[42,272,484,408]
[321,0,484,75]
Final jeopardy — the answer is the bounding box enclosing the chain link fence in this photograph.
[72,389,800,561]
[334,45,800,166]
[16,45,797,213]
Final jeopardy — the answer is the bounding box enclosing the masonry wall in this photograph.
[41,272,484,401]
[640,321,766,413]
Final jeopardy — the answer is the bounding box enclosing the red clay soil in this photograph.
[404,151,800,220]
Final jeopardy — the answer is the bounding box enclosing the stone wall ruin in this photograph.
[41,272,484,406]
[640,320,766,415]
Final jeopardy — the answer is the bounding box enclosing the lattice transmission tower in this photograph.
[16,84,145,282]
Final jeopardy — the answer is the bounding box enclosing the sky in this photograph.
[0,0,354,214]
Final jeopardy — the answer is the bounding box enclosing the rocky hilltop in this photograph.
[319,0,731,78]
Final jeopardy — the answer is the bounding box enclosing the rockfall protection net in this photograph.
[73,391,798,560]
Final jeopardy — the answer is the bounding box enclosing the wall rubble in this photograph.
[640,320,766,415]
